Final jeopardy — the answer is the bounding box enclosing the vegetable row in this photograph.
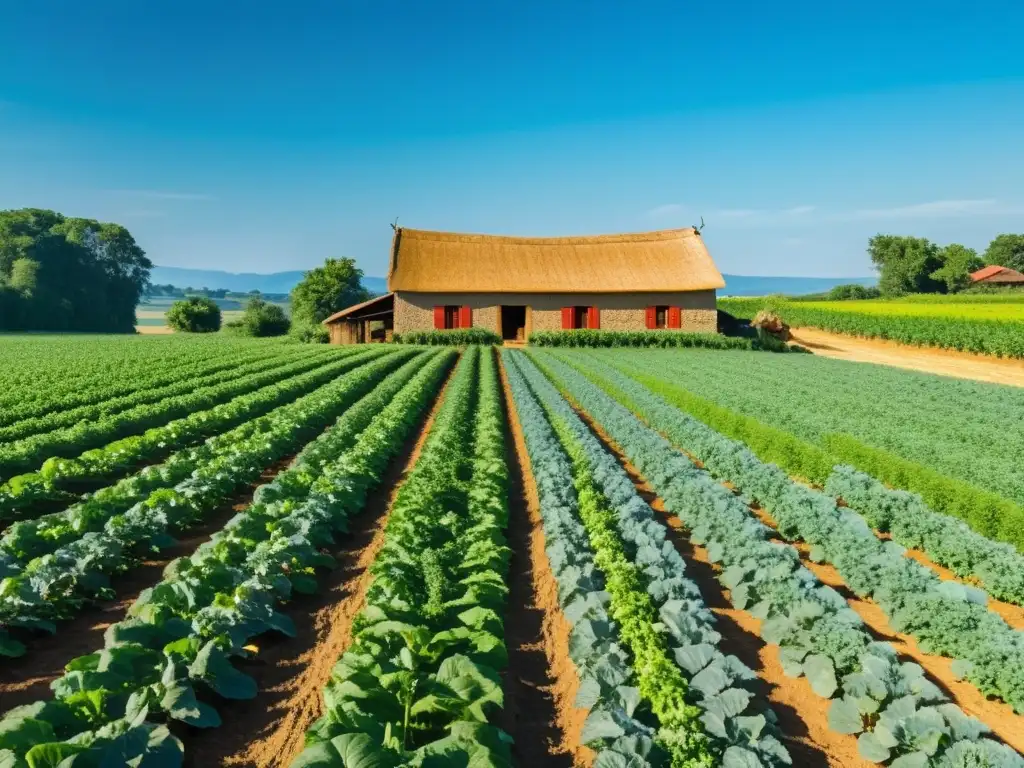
[0,347,371,482]
[0,349,423,658]
[0,346,455,766]
[552,351,1024,716]
[295,346,514,767]
[526,349,1022,766]
[0,347,392,522]
[505,350,789,767]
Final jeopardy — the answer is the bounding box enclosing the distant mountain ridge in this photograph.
[149,265,874,298]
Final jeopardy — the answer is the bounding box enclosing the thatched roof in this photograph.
[322,293,394,324]
[386,227,725,293]
[971,265,1024,284]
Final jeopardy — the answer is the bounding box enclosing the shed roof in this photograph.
[970,265,1024,284]
[386,227,725,294]
[322,292,394,325]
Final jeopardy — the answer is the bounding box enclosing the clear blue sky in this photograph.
[2,1,1023,278]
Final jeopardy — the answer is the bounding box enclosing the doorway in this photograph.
[500,305,527,342]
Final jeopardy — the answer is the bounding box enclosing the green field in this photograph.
[721,294,1024,357]
[135,296,291,333]
[1,336,1022,765]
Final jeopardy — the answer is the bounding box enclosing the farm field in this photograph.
[1,337,1023,767]
[720,295,1024,359]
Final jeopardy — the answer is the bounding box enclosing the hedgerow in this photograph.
[393,328,502,346]
[528,329,802,352]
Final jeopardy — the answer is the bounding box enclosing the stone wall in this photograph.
[393,291,718,336]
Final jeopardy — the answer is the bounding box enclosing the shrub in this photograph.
[528,329,803,352]
[228,298,290,337]
[392,328,501,346]
[826,283,881,300]
[166,297,221,333]
[290,321,330,344]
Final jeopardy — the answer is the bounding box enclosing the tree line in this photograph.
[869,233,1024,297]
[0,208,151,332]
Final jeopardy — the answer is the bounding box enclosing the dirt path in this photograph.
[747,505,1024,754]
[499,356,586,768]
[192,364,456,768]
[0,457,293,713]
[790,327,1024,387]
[568,406,864,767]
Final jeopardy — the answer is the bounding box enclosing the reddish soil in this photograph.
[0,456,294,714]
[791,327,1024,387]
[499,355,585,767]
[748,506,1024,754]
[191,364,456,768]
[570,408,865,767]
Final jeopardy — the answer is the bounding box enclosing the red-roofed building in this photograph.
[970,265,1024,285]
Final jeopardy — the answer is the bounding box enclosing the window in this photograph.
[433,305,471,329]
[655,305,668,329]
[562,306,599,329]
[573,306,589,329]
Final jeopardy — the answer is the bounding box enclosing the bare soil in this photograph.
[791,327,1024,387]
[569,407,865,767]
[191,364,456,768]
[749,507,1024,755]
[0,457,293,714]
[499,354,587,767]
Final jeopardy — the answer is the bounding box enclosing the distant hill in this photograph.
[720,274,875,296]
[150,266,873,299]
[149,266,388,296]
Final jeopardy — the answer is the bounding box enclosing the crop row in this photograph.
[0,335,283,410]
[546,351,1024,715]
[826,467,1024,606]
[591,350,1024,551]
[294,346,513,766]
[0,347,376,483]
[718,298,1024,358]
[527,350,1022,766]
[0,348,392,521]
[0,349,425,658]
[0,345,332,442]
[504,350,789,767]
[0,346,454,766]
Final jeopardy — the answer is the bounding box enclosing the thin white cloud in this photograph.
[107,189,215,202]
[847,199,998,219]
[785,205,816,215]
[646,203,686,219]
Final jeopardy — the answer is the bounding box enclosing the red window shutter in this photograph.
[668,306,681,329]
[460,305,472,328]
[588,306,600,329]
[645,306,656,329]
[433,306,445,330]
[561,307,573,329]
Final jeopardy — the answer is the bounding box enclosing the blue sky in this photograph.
[1,1,1023,278]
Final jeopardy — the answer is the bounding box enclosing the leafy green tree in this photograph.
[983,234,1024,272]
[930,244,984,293]
[166,297,221,333]
[233,297,290,336]
[0,208,151,331]
[826,284,881,300]
[868,235,943,296]
[290,257,368,342]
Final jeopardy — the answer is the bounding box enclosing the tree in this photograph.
[930,244,983,293]
[868,235,943,296]
[167,297,221,333]
[290,257,368,341]
[232,297,290,337]
[0,208,151,332]
[983,234,1024,272]
[826,283,881,300]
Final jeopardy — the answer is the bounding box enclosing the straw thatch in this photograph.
[387,228,725,293]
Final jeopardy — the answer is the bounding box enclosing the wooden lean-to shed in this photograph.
[324,227,725,343]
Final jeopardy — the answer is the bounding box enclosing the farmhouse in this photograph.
[970,264,1024,286]
[324,227,725,343]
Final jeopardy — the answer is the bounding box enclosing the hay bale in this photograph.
[750,310,791,341]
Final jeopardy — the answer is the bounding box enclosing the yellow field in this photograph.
[800,299,1024,321]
